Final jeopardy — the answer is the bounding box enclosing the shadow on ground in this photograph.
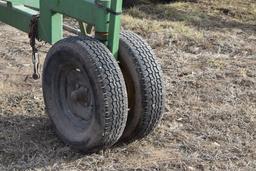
[0,114,83,170]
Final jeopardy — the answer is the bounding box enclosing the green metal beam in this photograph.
[46,0,110,32]
[39,0,110,44]
[0,2,38,33]
[39,0,63,44]
[5,0,39,9]
[108,0,122,58]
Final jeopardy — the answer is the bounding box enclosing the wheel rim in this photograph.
[55,64,95,132]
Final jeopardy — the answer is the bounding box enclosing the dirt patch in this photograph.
[0,0,256,170]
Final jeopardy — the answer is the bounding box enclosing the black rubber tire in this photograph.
[42,36,128,153]
[118,31,164,142]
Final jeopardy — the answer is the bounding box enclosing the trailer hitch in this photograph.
[28,15,40,80]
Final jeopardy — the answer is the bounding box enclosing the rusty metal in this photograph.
[28,14,40,80]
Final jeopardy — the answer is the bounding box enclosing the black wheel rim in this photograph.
[55,63,95,132]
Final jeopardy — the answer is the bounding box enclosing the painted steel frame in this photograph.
[0,0,122,57]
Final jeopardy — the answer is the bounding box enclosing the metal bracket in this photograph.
[95,1,122,15]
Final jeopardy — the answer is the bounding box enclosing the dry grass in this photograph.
[0,0,256,170]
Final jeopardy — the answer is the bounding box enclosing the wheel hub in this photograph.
[71,86,89,106]
[57,67,95,123]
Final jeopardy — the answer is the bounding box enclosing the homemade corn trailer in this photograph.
[0,0,164,152]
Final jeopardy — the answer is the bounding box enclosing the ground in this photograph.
[0,0,255,170]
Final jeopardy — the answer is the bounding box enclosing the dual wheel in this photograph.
[42,31,164,153]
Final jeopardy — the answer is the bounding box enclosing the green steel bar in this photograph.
[5,0,39,9]
[108,0,122,58]
[39,0,110,44]
[94,0,110,43]
[45,0,110,32]
[39,0,63,44]
[0,2,38,33]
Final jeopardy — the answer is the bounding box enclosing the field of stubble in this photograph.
[0,0,255,170]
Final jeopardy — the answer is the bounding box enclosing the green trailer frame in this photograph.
[0,0,122,57]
